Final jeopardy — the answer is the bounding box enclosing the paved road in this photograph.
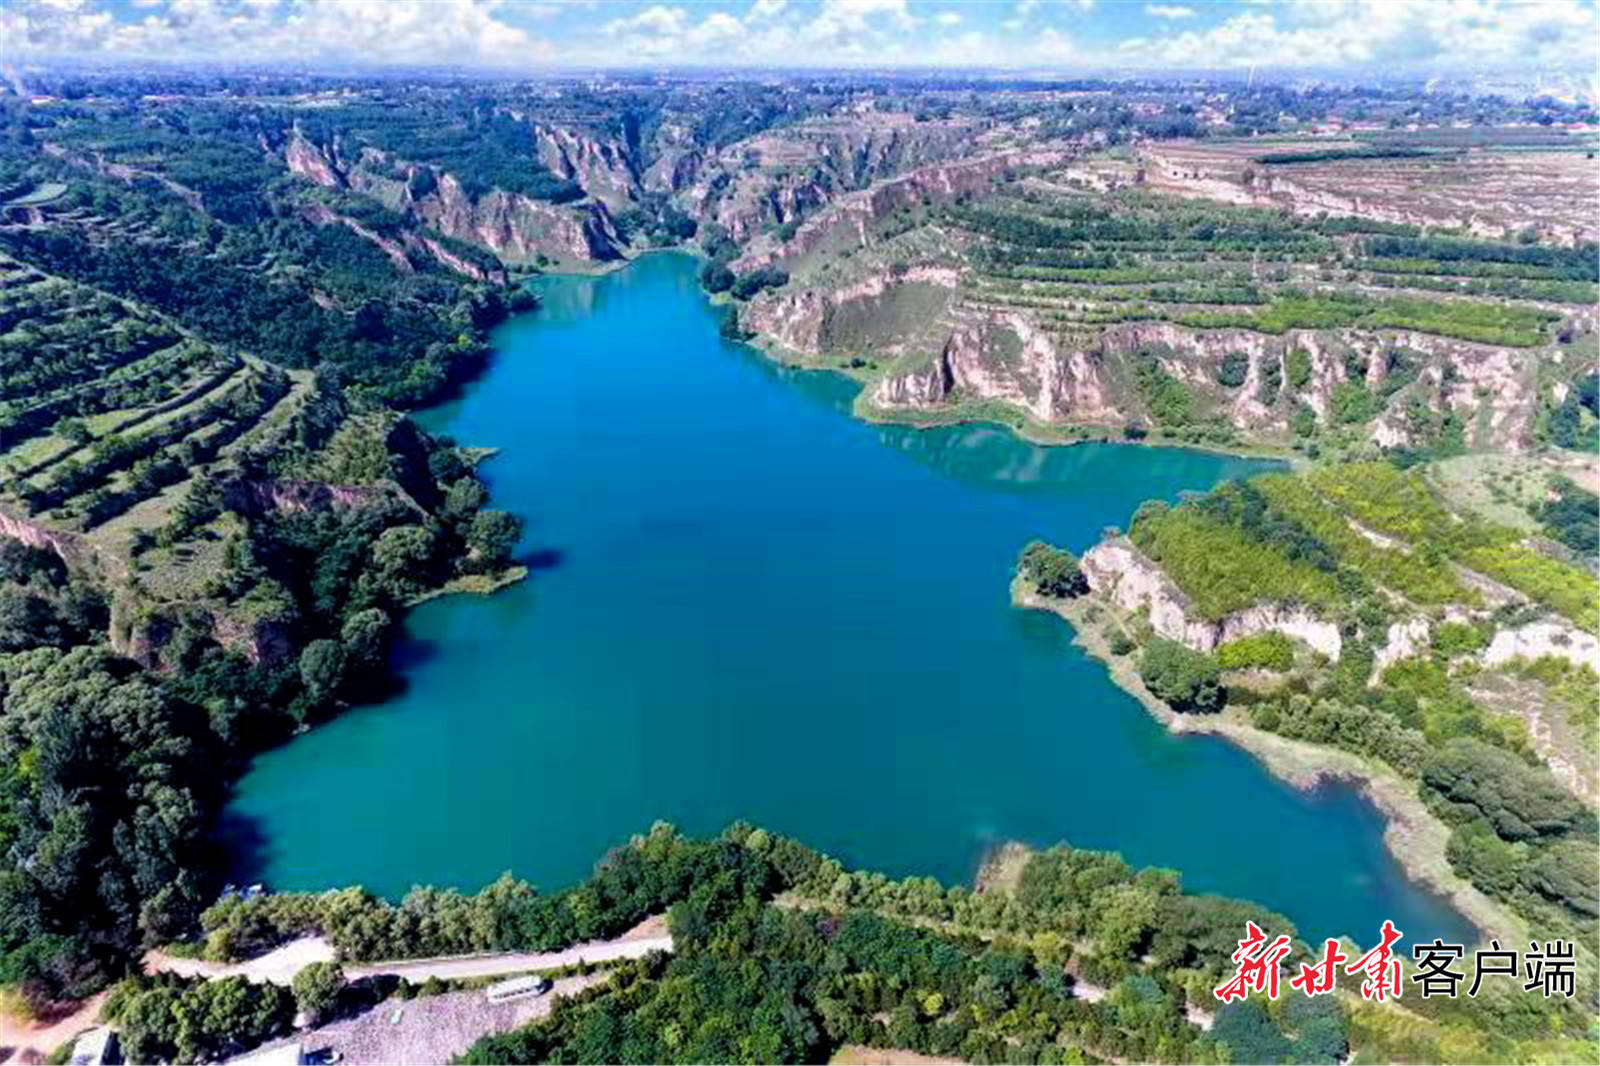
[148,931,673,987]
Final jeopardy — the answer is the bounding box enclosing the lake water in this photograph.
[226,251,1469,945]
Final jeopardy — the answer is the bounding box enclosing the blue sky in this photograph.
[3,1,1597,75]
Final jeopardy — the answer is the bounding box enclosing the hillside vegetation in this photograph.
[1018,456,1599,1061]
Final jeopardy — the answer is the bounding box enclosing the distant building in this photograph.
[68,1028,119,1066]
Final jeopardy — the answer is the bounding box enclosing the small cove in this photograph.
[226,252,1471,946]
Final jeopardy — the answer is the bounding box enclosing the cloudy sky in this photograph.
[3,0,1597,75]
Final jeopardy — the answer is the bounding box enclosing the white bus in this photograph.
[484,975,554,1003]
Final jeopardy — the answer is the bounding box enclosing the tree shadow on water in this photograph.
[519,546,565,573]
[209,807,272,891]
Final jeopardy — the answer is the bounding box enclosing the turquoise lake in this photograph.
[226,251,1469,946]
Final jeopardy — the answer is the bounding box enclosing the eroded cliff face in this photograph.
[0,508,98,569]
[110,593,295,669]
[285,129,349,188]
[693,117,1010,247]
[419,174,621,264]
[282,130,621,264]
[534,123,639,210]
[857,312,1546,451]
[867,311,1124,426]
[743,266,960,357]
[1482,620,1600,673]
[1080,538,1345,659]
[736,148,1069,272]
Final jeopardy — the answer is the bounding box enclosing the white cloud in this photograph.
[1,0,556,65]
[1115,0,1599,72]
[0,0,1593,73]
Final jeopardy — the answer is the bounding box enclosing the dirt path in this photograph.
[0,993,106,1065]
[146,937,336,985]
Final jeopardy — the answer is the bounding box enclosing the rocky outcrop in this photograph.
[0,507,94,567]
[744,266,959,357]
[222,479,408,518]
[417,235,509,285]
[302,204,413,272]
[210,609,297,665]
[1375,617,1432,671]
[641,121,705,195]
[112,596,296,668]
[868,311,1124,426]
[1081,538,1344,659]
[534,123,638,210]
[1482,620,1600,673]
[285,129,347,188]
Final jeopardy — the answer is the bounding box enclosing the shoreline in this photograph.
[1010,577,1521,946]
[741,327,1304,466]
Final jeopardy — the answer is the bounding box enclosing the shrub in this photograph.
[1285,348,1312,389]
[1216,631,1295,671]
[1430,621,1486,660]
[1216,351,1249,388]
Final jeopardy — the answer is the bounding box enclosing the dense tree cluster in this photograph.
[1138,638,1223,714]
[1018,541,1088,599]
[1536,477,1599,555]
[102,972,295,1064]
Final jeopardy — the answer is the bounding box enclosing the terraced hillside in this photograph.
[1141,129,1600,246]
[740,154,1598,456]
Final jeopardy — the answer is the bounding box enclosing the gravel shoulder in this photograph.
[239,974,609,1065]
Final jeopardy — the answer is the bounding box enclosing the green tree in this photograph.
[292,961,346,1025]
[467,510,522,570]
[339,607,391,669]
[299,639,346,705]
